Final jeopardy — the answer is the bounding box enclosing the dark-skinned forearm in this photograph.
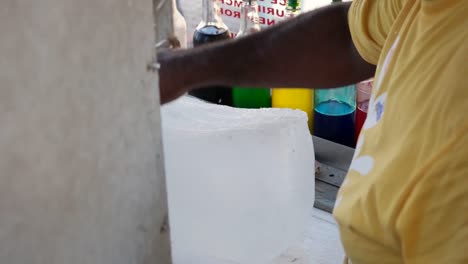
[159,2,375,93]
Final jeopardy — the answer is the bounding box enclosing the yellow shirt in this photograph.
[333,0,468,263]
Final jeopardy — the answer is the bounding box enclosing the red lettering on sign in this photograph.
[257,5,265,13]
[276,9,285,17]
[259,16,265,25]
[220,8,240,18]
[267,18,275,25]
[256,5,285,18]
[265,0,286,5]
[221,0,242,7]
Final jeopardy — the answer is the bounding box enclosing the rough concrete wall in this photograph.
[0,0,171,263]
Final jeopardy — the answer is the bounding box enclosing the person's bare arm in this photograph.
[158,2,375,104]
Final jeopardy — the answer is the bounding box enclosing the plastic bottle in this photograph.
[272,0,314,130]
[232,0,271,108]
[172,0,188,48]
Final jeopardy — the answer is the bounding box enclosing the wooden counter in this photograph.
[313,136,355,213]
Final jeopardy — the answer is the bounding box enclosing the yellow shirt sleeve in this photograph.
[396,126,468,263]
[348,0,405,65]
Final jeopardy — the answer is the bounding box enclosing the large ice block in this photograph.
[161,96,315,264]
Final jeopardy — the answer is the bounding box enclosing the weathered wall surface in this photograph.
[0,0,172,263]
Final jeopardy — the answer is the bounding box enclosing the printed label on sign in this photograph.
[179,0,333,46]
[219,0,288,36]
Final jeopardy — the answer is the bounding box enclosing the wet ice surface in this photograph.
[162,96,315,264]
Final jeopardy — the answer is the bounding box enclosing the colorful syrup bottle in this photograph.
[355,79,373,143]
[188,0,233,105]
[232,0,271,108]
[312,0,357,148]
[271,0,314,130]
[313,86,356,147]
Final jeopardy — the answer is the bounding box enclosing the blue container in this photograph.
[313,85,357,147]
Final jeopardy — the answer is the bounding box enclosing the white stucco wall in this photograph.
[0,0,172,263]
